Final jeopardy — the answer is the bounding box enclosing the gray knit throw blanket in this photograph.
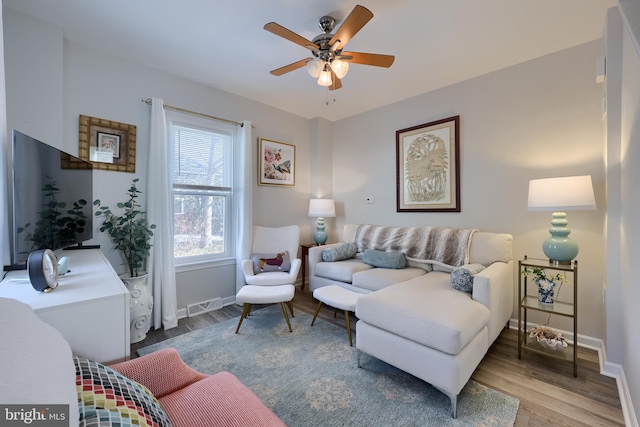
[354,225,477,269]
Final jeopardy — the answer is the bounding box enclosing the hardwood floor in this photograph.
[132,288,625,426]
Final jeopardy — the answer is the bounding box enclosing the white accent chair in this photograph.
[236,225,301,333]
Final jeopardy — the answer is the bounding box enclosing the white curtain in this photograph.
[147,97,178,330]
[235,120,253,293]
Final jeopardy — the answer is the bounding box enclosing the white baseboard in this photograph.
[508,318,637,427]
[617,367,639,427]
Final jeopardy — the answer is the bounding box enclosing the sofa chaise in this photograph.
[0,297,286,427]
[308,224,513,417]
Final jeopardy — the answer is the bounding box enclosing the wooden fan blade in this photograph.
[264,22,319,50]
[341,51,395,68]
[329,5,373,49]
[270,58,312,76]
[329,71,342,91]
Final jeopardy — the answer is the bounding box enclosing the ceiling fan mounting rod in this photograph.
[318,15,336,33]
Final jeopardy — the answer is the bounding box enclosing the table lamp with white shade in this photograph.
[527,175,596,264]
[308,199,335,245]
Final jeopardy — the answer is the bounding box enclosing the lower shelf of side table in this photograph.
[519,333,576,365]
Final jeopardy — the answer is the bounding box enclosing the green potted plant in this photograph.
[94,178,156,278]
[94,178,156,343]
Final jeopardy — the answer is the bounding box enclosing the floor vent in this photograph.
[186,298,223,317]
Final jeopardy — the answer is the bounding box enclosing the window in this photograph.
[167,111,237,264]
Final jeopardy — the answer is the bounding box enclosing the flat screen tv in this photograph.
[11,130,94,266]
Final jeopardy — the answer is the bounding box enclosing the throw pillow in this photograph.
[74,356,172,427]
[322,242,358,262]
[450,263,486,293]
[251,251,291,274]
[362,249,406,269]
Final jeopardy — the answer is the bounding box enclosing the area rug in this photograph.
[138,305,519,426]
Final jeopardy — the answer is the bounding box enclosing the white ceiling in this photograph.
[4,0,617,121]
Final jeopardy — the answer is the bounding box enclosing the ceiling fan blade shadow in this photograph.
[264,22,319,50]
[329,5,373,49]
[341,51,395,67]
[270,58,312,76]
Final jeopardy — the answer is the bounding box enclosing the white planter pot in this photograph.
[120,272,153,344]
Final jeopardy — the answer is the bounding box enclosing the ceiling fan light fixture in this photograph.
[330,59,349,79]
[317,65,333,86]
[307,58,323,78]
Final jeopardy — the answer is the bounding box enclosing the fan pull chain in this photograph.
[325,90,336,106]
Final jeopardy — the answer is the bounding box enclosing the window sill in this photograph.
[175,256,236,273]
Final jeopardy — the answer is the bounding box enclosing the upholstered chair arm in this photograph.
[308,243,342,288]
[472,260,514,345]
[241,259,256,278]
[288,258,302,279]
[109,348,207,399]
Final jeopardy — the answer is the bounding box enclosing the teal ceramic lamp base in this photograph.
[542,211,578,263]
[313,217,328,245]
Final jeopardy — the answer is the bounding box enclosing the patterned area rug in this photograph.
[138,305,518,426]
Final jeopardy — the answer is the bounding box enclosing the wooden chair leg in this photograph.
[345,310,353,346]
[280,302,293,332]
[235,303,252,334]
[311,301,323,326]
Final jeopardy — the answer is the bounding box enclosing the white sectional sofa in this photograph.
[308,224,513,417]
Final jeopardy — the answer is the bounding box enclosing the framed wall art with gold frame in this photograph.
[71,115,137,172]
[396,115,460,212]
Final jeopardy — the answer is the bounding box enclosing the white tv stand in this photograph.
[0,249,130,364]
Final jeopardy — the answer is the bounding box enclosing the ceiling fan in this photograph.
[264,4,395,90]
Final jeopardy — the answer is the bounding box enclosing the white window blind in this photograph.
[167,112,236,263]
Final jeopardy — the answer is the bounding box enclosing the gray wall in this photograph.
[4,9,314,311]
[332,41,606,340]
[606,3,640,423]
[2,7,607,338]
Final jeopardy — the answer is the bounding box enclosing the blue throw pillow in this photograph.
[322,243,358,262]
[362,249,406,269]
[252,251,291,274]
[450,263,486,293]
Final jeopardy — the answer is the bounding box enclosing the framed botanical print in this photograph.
[396,115,460,212]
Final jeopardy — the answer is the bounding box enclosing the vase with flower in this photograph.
[522,266,567,304]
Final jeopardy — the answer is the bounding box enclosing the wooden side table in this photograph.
[300,244,318,291]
